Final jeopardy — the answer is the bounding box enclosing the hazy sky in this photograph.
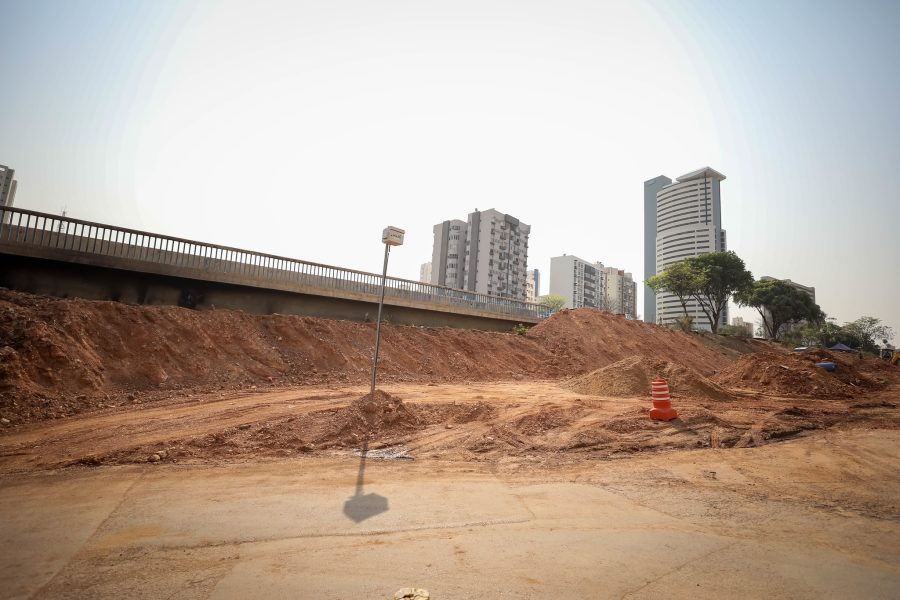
[2,0,898,336]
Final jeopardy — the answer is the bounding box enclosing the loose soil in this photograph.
[0,290,744,424]
[713,350,885,398]
[0,379,897,474]
[566,355,734,401]
[328,390,422,445]
[0,290,897,476]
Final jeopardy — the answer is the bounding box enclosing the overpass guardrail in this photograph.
[0,206,551,321]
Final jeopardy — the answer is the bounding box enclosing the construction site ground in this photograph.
[3,428,899,599]
[1,291,899,598]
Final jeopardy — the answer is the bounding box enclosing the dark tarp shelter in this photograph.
[829,343,855,353]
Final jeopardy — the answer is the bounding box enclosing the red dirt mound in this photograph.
[0,291,737,423]
[528,309,733,377]
[567,356,734,401]
[326,390,421,445]
[712,351,877,398]
[803,349,889,385]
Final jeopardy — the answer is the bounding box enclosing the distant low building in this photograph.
[731,316,755,337]
[419,262,432,284]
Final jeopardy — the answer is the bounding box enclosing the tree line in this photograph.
[646,251,893,351]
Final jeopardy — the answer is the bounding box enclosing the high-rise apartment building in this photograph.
[550,255,605,309]
[464,209,530,299]
[430,219,467,288]
[430,209,531,300]
[624,275,637,318]
[419,262,432,284]
[603,267,637,318]
[549,256,637,318]
[0,165,16,226]
[526,269,540,302]
[645,167,728,330]
[0,164,17,207]
[643,175,671,324]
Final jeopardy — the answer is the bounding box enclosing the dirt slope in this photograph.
[1,290,738,423]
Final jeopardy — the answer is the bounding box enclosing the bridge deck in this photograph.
[0,207,548,329]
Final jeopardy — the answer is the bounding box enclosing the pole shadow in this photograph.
[343,437,389,523]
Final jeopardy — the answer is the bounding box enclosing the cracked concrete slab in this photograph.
[0,469,142,600]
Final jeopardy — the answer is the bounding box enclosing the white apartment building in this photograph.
[623,273,636,318]
[0,164,17,224]
[648,166,728,330]
[550,255,606,309]
[549,256,637,318]
[525,269,540,302]
[419,262,432,284]
[643,175,672,323]
[603,267,637,318]
[430,219,467,288]
[430,209,531,300]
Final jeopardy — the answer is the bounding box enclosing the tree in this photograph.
[646,260,700,332]
[686,251,753,335]
[538,293,566,313]
[736,279,824,341]
[780,316,894,352]
[842,317,894,352]
[781,322,824,347]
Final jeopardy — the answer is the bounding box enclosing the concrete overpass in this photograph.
[0,207,549,331]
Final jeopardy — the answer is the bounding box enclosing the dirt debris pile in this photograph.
[567,356,735,401]
[712,351,880,398]
[328,390,422,445]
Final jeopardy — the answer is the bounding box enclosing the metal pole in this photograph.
[370,243,390,396]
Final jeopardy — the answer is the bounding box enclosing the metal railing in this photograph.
[0,206,551,321]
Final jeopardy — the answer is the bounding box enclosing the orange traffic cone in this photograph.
[649,377,678,421]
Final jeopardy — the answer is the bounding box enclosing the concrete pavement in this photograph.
[2,431,899,599]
